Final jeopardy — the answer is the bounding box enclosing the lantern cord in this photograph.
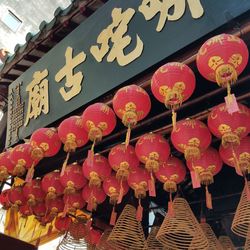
[205,185,213,209]
[25,162,35,183]
[60,152,70,177]
[172,109,177,131]
[125,124,131,148]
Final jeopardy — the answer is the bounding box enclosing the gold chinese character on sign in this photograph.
[24,69,49,126]
[55,47,86,101]
[139,0,204,32]
[90,8,143,66]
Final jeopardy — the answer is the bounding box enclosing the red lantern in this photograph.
[108,144,139,181]
[208,103,250,147]
[63,191,86,214]
[197,34,249,108]
[82,154,111,188]
[8,186,26,209]
[0,151,13,181]
[135,132,170,197]
[171,119,212,161]
[58,116,89,175]
[19,204,32,217]
[0,189,11,209]
[46,197,64,217]
[82,103,116,153]
[219,136,250,175]
[112,85,151,146]
[151,62,196,129]
[87,228,102,246]
[10,143,36,177]
[55,216,72,232]
[127,167,150,221]
[103,175,129,225]
[186,147,223,209]
[32,202,46,218]
[60,163,87,194]
[82,185,106,212]
[23,178,46,206]
[42,170,64,200]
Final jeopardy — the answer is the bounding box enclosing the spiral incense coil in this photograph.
[231,182,250,237]
[218,236,235,250]
[144,226,165,250]
[200,223,223,250]
[156,198,208,250]
[108,204,146,250]
[96,229,116,250]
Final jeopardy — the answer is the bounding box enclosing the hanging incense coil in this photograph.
[107,204,146,250]
[156,198,208,249]
[68,219,86,240]
[218,236,235,250]
[200,223,223,250]
[144,226,165,250]
[56,231,88,250]
[96,229,116,250]
[231,181,250,237]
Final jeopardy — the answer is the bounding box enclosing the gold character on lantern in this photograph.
[138,0,204,32]
[90,8,143,66]
[55,46,86,101]
[24,69,49,126]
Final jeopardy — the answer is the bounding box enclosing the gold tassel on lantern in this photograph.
[89,171,101,188]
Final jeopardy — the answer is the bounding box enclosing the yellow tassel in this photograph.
[60,152,70,177]
[172,110,177,131]
[205,186,212,209]
[125,125,131,148]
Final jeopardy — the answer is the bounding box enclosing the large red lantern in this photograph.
[82,154,111,188]
[42,170,64,200]
[208,103,250,147]
[82,103,116,153]
[171,119,212,161]
[103,175,129,225]
[82,185,106,212]
[155,156,186,213]
[60,163,87,194]
[108,144,139,181]
[55,216,72,232]
[219,136,250,175]
[112,84,151,146]
[151,62,196,130]
[46,197,64,217]
[0,151,13,181]
[23,178,46,207]
[58,116,89,175]
[135,132,170,197]
[197,34,249,110]
[127,167,150,221]
[27,127,62,182]
[8,185,26,210]
[186,147,223,209]
[63,191,85,215]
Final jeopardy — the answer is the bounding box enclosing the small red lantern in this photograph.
[63,191,86,214]
[113,85,151,146]
[197,34,249,109]
[135,132,170,197]
[103,175,129,225]
[208,103,250,147]
[151,62,196,129]
[19,204,32,217]
[82,185,106,212]
[0,151,13,181]
[46,197,64,217]
[58,116,89,175]
[219,136,250,175]
[0,189,11,209]
[55,216,72,232]
[23,178,46,206]
[42,170,64,200]
[108,144,139,181]
[32,202,46,218]
[82,154,111,188]
[186,147,223,209]
[10,143,36,177]
[82,103,116,153]
[8,186,26,209]
[60,163,87,194]
[171,119,212,161]
[155,156,186,200]
[127,167,150,221]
